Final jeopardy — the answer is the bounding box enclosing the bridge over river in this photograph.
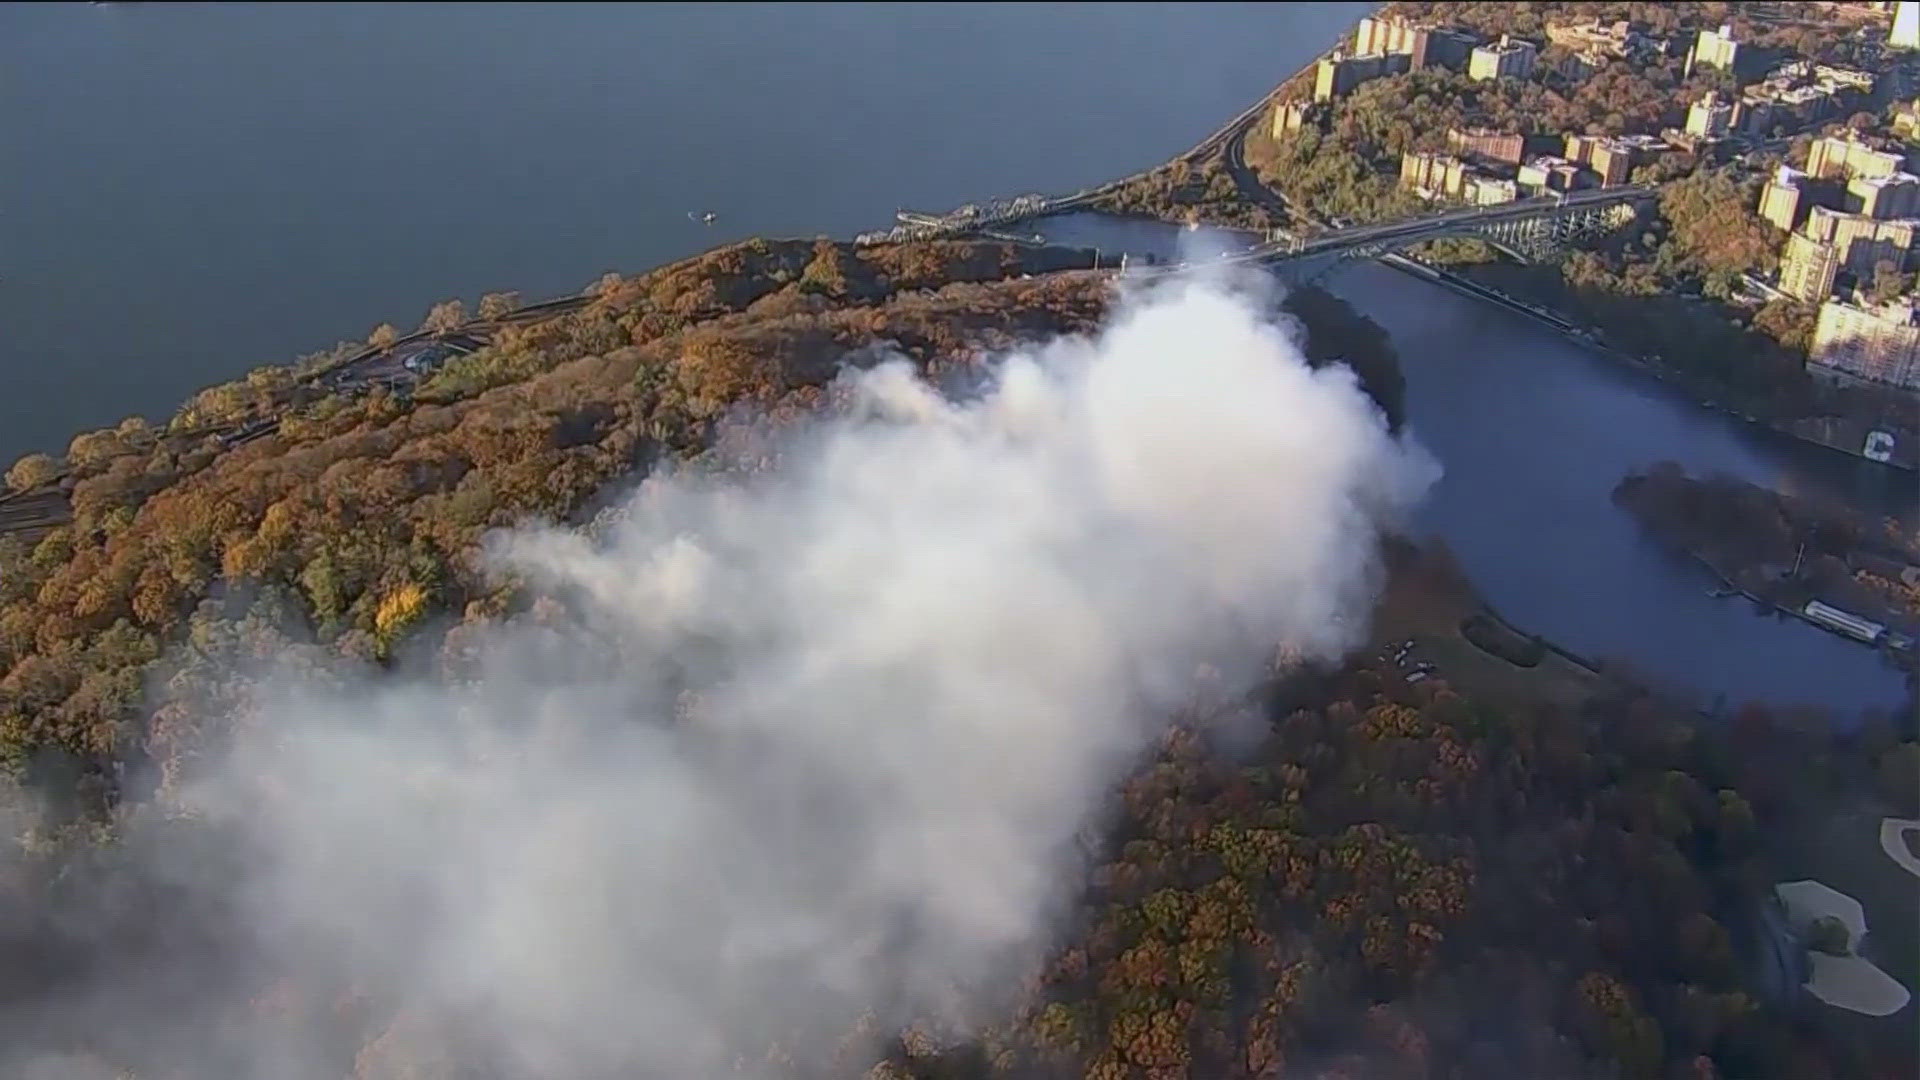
[1223,185,1655,280]
[873,183,1656,283]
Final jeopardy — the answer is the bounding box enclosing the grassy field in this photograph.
[1369,542,1605,712]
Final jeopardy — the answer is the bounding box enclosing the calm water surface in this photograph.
[0,1,1367,457]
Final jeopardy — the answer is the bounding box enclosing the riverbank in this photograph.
[1370,538,1609,711]
[1678,544,1918,671]
[1613,463,1919,666]
[0,292,601,543]
[1381,254,1920,474]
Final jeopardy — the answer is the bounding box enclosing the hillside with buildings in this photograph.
[1103,1,1920,466]
[1764,125,1920,394]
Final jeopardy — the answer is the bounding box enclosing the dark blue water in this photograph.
[0,1,1369,458]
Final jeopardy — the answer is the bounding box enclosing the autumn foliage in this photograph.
[0,233,1905,1080]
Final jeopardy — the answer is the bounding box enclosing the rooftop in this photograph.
[1478,34,1535,54]
[1850,170,1920,189]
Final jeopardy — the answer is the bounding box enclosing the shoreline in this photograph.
[1610,462,1917,667]
[1677,546,1917,669]
[1373,253,1920,475]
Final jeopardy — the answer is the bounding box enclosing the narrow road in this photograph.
[1223,116,1295,223]
[0,490,72,543]
[1221,116,1328,238]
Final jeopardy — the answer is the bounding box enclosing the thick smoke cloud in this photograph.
[8,271,1438,1078]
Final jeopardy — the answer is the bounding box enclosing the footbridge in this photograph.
[1237,186,1656,281]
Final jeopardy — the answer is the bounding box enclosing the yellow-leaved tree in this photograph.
[373,582,430,647]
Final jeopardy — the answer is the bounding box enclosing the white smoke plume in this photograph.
[9,273,1439,1078]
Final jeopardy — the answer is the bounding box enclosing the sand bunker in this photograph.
[1775,879,1911,1018]
[1879,818,1920,880]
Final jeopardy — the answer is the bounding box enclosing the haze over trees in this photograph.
[0,228,1908,1078]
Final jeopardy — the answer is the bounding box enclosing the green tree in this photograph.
[66,430,128,474]
[1658,170,1779,292]
[799,240,850,297]
[1753,299,1816,353]
[299,552,348,624]
[1804,915,1850,957]
[114,416,153,444]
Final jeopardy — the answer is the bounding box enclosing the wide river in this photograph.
[4,3,1915,713]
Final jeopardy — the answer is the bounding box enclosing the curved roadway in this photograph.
[1222,114,1303,228]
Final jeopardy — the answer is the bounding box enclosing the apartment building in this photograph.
[1518,155,1590,193]
[1806,133,1909,182]
[1468,34,1538,81]
[1846,172,1920,219]
[1353,14,1477,71]
[1805,205,1920,274]
[1781,232,1842,301]
[1686,91,1735,137]
[1314,50,1410,101]
[1760,166,1810,232]
[1810,299,1920,389]
[1447,127,1525,165]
